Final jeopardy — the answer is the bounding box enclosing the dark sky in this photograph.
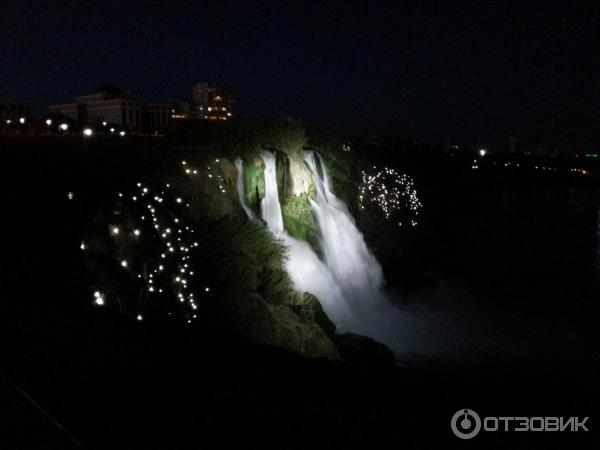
[2,0,599,152]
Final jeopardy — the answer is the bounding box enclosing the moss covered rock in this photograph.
[289,293,336,339]
[215,292,340,360]
[288,157,314,197]
[242,158,265,215]
[281,194,314,242]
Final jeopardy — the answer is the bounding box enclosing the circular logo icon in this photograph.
[451,409,481,439]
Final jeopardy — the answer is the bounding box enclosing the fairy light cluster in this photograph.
[570,168,589,175]
[359,166,422,227]
[86,167,215,324]
[182,158,227,194]
[207,159,227,194]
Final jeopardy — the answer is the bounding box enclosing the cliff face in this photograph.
[224,151,336,358]
[215,293,340,360]
[84,150,341,361]
[287,156,313,196]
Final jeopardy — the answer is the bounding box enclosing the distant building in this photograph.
[1,104,31,124]
[48,85,170,131]
[192,82,234,120]
[142,103,171,131]
[48,102,83,123]
[166,99,192,121]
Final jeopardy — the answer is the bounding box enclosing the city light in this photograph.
[93,291,105,306]
[5,119,11,124]
[19,117,25,124]
[83,128,93,137]
[479,149,487,157]
[45,119,52,126]
[119,131,126,136]
[60,123,69,131]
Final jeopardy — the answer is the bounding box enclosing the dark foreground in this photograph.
[0,140,598,449]
[1,308,598,450]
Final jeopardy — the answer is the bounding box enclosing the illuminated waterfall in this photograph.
[260,151,284,234]
[240,150,403,353]
[256,151,354,325]
[305,151,387,300]
[235,158,255,220]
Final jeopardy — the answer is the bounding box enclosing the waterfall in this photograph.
[258,151,355,326]
[304,152,387,301]
[303,151,403,349]
[234,158,255,220]
[247,150,403,353]
[260,151,284,234]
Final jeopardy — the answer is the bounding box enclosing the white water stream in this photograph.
[238,150,404,352]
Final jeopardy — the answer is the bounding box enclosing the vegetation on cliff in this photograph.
[77,117,355,359]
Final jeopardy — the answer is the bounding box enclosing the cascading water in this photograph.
[260,151,284,234]
[305,152,386,302]
[303,151,407,351]
[235,158,255,220]
[238,150,404,353]
[254,151,354,325]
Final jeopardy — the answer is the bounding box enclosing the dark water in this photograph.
[391,185,600,367]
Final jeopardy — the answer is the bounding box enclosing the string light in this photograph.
[359,166,422,227]
[93,291,105,306]
[88,167,215,325]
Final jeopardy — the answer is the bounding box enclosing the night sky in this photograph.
[2,0,598,152]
